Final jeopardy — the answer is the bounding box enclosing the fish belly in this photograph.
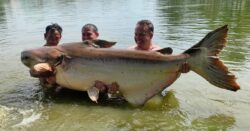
[55,57,180,105]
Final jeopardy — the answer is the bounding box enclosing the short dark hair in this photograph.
[45,23,63,35]
[136,20,154,32]
[82,23,98,32]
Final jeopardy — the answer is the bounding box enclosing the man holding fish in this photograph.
[130,19,190,73]
[90,20,191,100]
[31,20,190,100]
[30,23,63,88]
[31,23,117,92]
[22,22,240,105]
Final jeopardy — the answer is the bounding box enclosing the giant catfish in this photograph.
[21,25,240,106]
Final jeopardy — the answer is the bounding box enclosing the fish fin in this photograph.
[87,86,99,103]
[156,47,173,54]
[93,39,117,48]
[185,25,240,91]
[184,25,228,56]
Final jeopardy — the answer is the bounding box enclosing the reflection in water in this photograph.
[0,86,236,130]
[144,90,179,111]
[0,1,6,23]
[41,87,130,108]
[0,0,7,45]
[191,114,235,130]
[0,0,249,130]
[157,0,250,71]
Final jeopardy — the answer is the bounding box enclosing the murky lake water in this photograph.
[0,0,250,130]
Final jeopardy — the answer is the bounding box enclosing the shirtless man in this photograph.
[30,23,63,88]
[81,24,120,98]
[130,19,190,72]
[81,24,99,41]
[93,20,189,101]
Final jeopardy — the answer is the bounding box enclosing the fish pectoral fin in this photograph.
[87,86,100,103]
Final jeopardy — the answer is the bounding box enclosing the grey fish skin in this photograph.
[21,26,240,106]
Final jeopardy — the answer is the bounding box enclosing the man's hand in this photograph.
[29,63,57,86]
[107,82,119,94]
[46,76,56,85]
[94,81,120,94]
[94,80,107,93]
[30,63,54,77]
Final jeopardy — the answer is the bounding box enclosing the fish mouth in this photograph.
[21,50,34,67]
[21,56,33,68]
[21,56,44,68]
[21,51,46,68]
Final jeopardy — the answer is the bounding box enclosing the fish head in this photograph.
[21,46,64,69]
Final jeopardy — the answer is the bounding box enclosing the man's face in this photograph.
[82,29,99,41]
[45,30,61,46]
[134,25,153,46]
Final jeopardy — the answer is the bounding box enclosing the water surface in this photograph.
[0,0,250,130]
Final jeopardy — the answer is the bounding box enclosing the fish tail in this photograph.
[184,25,240,91]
